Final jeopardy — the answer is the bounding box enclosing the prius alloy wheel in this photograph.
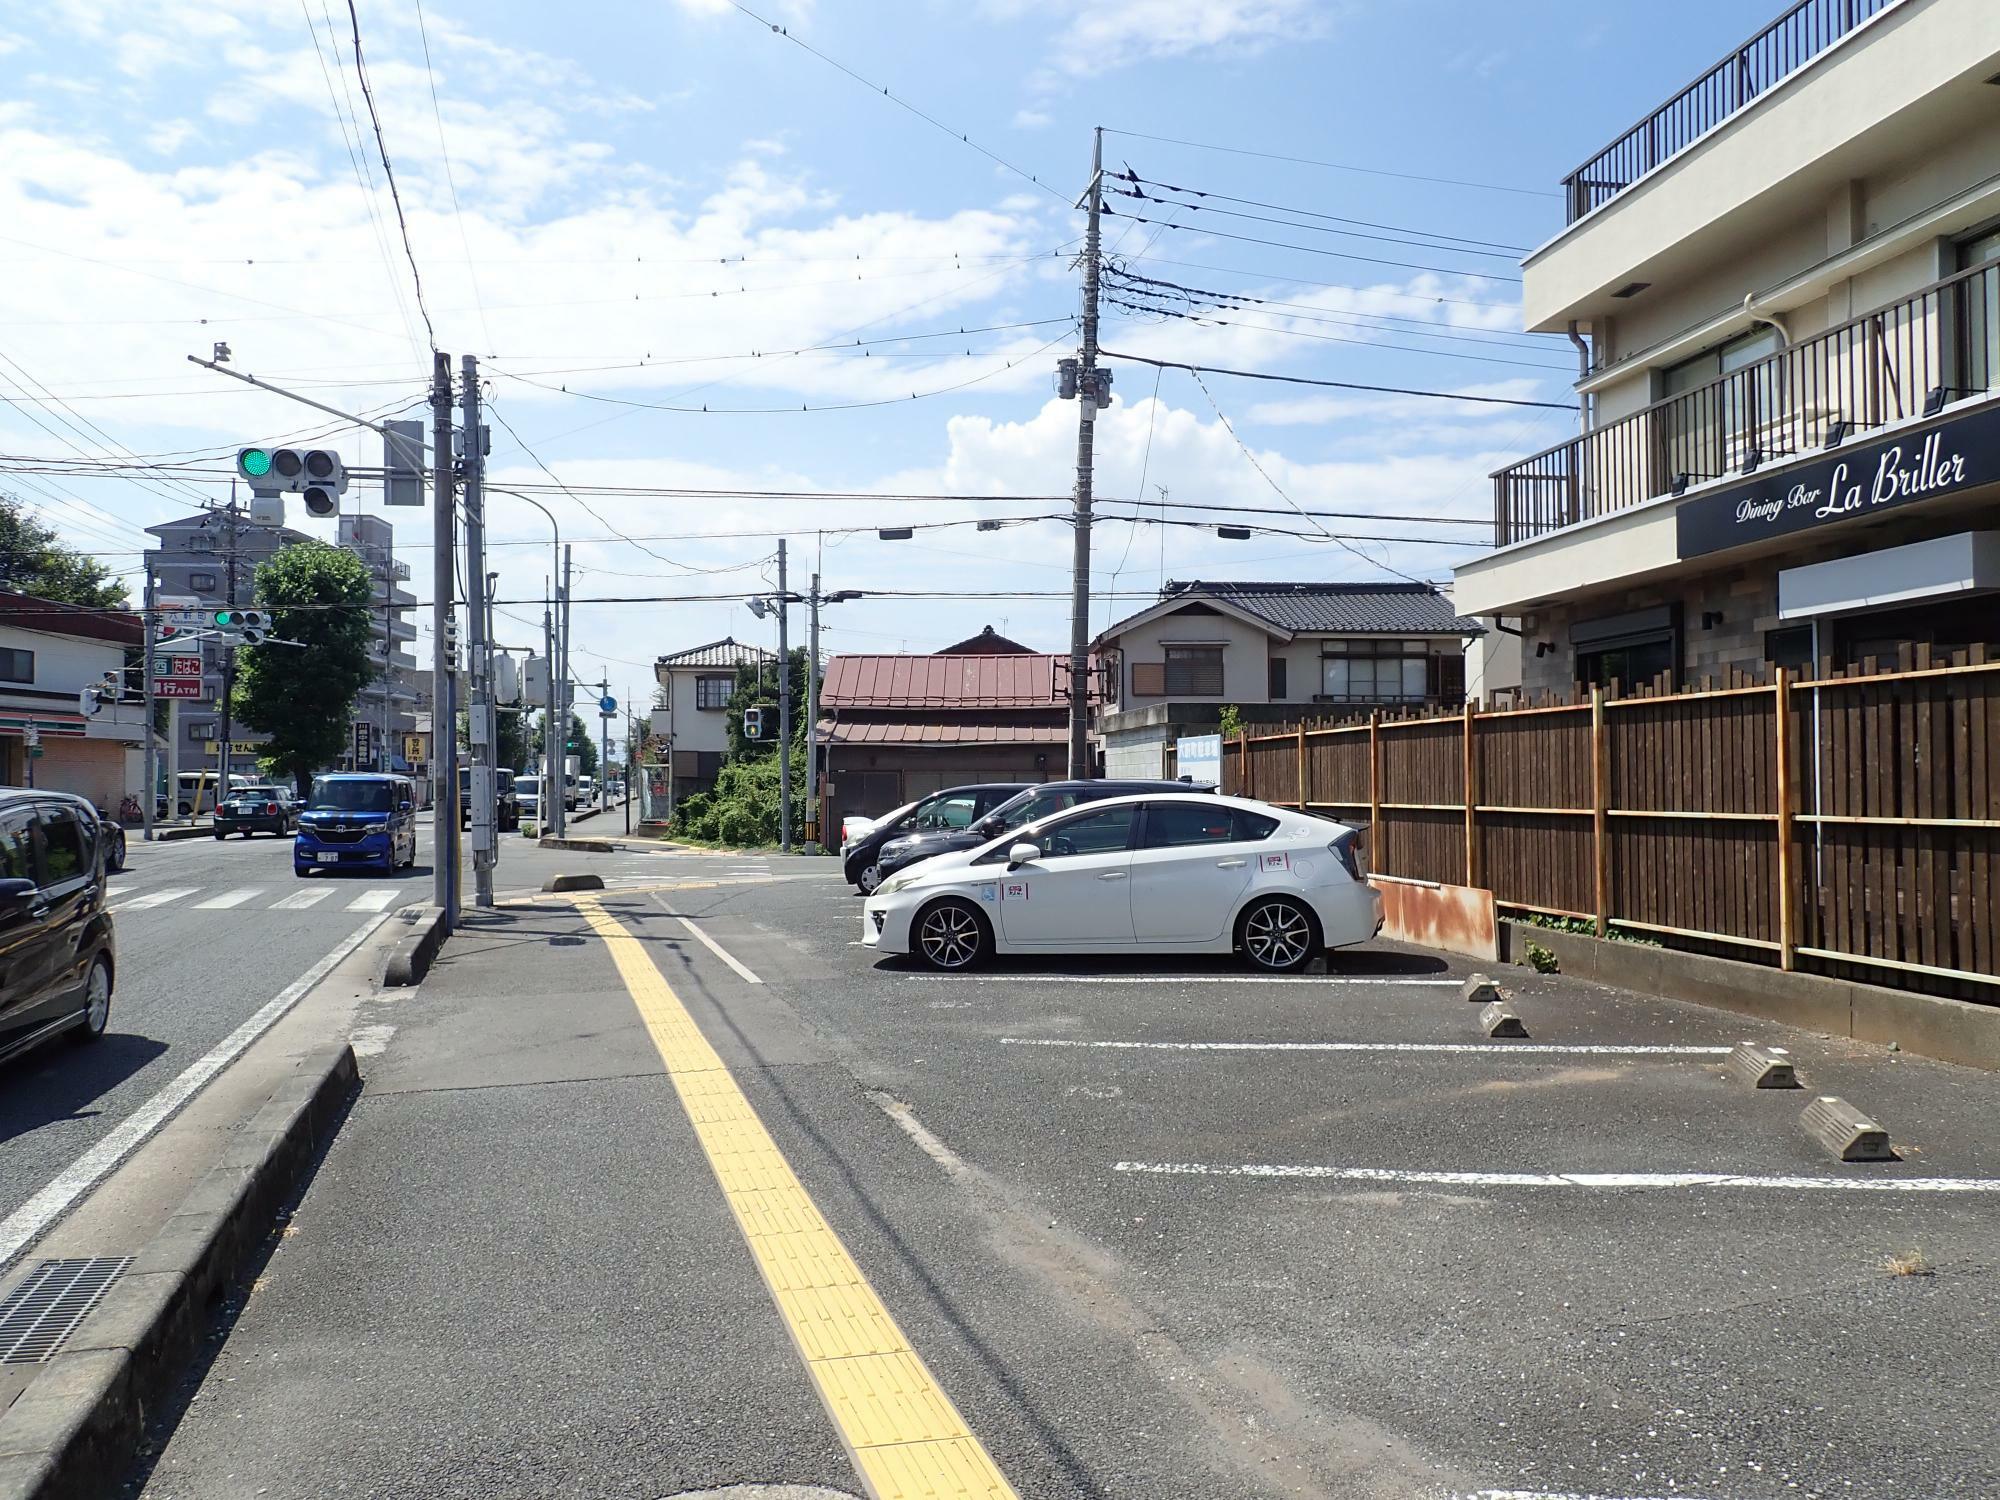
[914,899,987,971]
[1240,897,1317,973]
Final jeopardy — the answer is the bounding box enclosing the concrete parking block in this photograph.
[1462,972,1500,1004]
[1728,1042,1800,1089]
[1478,1001,1527,1038]
[1801,1095,1895,1162]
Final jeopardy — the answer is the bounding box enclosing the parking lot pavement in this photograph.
[127,854,2000,1499]
[654,873,2000,1499]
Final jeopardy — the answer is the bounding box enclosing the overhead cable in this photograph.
[343,0,437,349]
[1102,206,1523,283]
[1101,351,1574,410]
[1100,127,1557,199]
[1111,171,1530,253]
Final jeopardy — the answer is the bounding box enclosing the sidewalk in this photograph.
[131,889,1005,1500]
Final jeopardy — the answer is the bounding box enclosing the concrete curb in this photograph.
[0,1046,361,1500]
[542,873,605,893]
[150,825,212,843]
[537,836,619,854]
[382,904,449,987]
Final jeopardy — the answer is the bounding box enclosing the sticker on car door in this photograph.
[1001,880,1029,901]
[1260,852,1291,872]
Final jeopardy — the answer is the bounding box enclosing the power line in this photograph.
[1101,206,1524,284]
[1103,295,1570,372]
[1108,181,1523,261]
[1111,170,1530,253]
[343,0,437,349]
[489,327,1076,414]
[726,1,1067,202]
[412,0,492,352]
[1100,350,1575,410]
[1100,126,1557,199]
[1123,252,1526,311]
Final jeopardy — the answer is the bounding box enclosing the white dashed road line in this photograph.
[1002,1038,1735,1056]
[1112,1162,2000,1193]
[671,914,764,985]
[268,888,335,910]
[108,886,197,913]
[192,887,262,910]
[0,913,395,1273]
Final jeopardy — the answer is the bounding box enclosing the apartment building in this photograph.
[1458,0,2000,695]
[1093,580,1481,776]
[337,514,419,771]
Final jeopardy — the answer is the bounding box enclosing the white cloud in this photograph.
[1012,107,1051,130]
[1002,0,1329,83]
[144,119,197,155]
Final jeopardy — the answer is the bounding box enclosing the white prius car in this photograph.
[862,792,1381,972]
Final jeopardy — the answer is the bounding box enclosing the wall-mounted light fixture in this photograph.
[1534,641,1553,658]
[1740,446,1764,475]
[1701,610,1724,630]
[1823,418,1851,448]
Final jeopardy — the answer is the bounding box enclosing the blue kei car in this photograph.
[294,773,418,877]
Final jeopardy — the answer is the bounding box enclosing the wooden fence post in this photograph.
[1236,731,1249,796]
[1296,721,1307,810]
[1463,699,1479,889]
[1774,665,1795,970]
[1590,685,1609,937]
[1368,710,1382,866]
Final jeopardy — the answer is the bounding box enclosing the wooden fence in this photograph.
[1223,648,2000,997]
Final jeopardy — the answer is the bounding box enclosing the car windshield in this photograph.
[984,787,1079,833]
[309,779,395,813]
[233,787,280,801]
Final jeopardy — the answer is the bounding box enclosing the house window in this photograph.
[188,721,218,740]
[1319,640,1428,703]
[1571,605,1679,692]
[1661,324,1786,477]
[1958,225,2000,397]
[694,674,733,710]
[187,571,218,593]
[1267,657,1286,699]
[1163,645,1223,696]
[0,649,32,684]
[1764,625,1814,673]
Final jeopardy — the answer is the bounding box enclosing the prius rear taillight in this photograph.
[1327,830,1365,882]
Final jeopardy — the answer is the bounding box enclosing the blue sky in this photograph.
[0,0,1766,699]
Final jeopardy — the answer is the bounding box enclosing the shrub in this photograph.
[1525,941,1559,974]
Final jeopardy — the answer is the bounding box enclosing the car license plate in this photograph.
[318,851,340,863]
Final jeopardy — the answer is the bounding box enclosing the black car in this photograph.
[214,785,299,838]
[0,788,117,1064]
[873,777,1216,882]
[459,767,522,832]
[842,783,1032,893]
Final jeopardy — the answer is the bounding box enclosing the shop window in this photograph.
[1163,646,1223,696]
[694,674,733,710]
[0,649,31,684]
[1576,638,1676,692]
[1764,625,1814,673]
[1571,606,1679,693]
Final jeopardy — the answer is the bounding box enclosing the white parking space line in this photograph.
[0,913,394,1273]
[345,888,399,912]
[671,915,764,985]
[1112,1162,2000,1193]
[1460,1492,1725,1500]
[108,886,197,912]
[268,888,335,910]
[1003,1038,1734,1056]
[192,887,263,910]
[897,974,1461,986]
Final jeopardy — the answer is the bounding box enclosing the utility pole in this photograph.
[430,350,459,927]
[1065,126,1106,780]
[558,544,573,837]
[542,588,555,835]
[462,354,494,909]
[217,491,241,794]
[597,675,611,812]
[777,538,792,853]
[142,566,157,841]
[377,560,392,771]
[806,570,821,851]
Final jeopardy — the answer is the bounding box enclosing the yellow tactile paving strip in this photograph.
[575,897,1019,1500]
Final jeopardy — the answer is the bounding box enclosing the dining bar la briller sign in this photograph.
[1675,404,2000,559]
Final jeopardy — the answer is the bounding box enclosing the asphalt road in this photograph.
[131,852,2000,1500]
[0,811,489,1261]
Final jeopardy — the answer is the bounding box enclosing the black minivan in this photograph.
[842,783,1032,894]
[0,788,117,1064]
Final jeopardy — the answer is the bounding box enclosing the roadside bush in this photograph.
[671,754,781,846]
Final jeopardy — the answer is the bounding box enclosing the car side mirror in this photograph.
[0,877,37,913]
[1007,841,1039,870]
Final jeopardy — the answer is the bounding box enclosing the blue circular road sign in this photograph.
[599,695,617,715]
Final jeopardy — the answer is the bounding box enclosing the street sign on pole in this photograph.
[599,694,617,715]
[352,721,373,768]
[156,636,202,657]
[154,679,203,699]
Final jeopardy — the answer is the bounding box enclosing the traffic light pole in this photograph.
[430,351,460,928]
[597,675,611,811]
[557,544,573,838]
[806,572,820,851]
[142,568,157,842]
[217,495,242,790]
[462,355,494,910]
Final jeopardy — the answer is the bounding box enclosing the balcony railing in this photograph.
[1561,0,1899,225]
[1493,258,2000,545]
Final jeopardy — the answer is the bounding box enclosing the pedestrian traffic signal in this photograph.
[743,706,764,740]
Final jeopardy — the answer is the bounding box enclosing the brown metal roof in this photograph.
[819,653,1067,710]
[820,718,1068,745]
[0,590,142,647]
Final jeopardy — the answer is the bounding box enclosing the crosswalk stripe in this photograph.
[346,888,398,912]
[110,886,197,912]
[268,888,334,910]
[193,887,262,910]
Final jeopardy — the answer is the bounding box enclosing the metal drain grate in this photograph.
[0,1257,133,1364]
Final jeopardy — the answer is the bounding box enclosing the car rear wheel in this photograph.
[71,957,111,1044]
[1238,896,1318,974]
[213,830,226,840]
[913,898,988,972]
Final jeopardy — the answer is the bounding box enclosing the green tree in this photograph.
[0,493,128,608]
[460,706,529,773]
[231,542,374,794]
[724,647,809,760]
[564,711,598,777]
